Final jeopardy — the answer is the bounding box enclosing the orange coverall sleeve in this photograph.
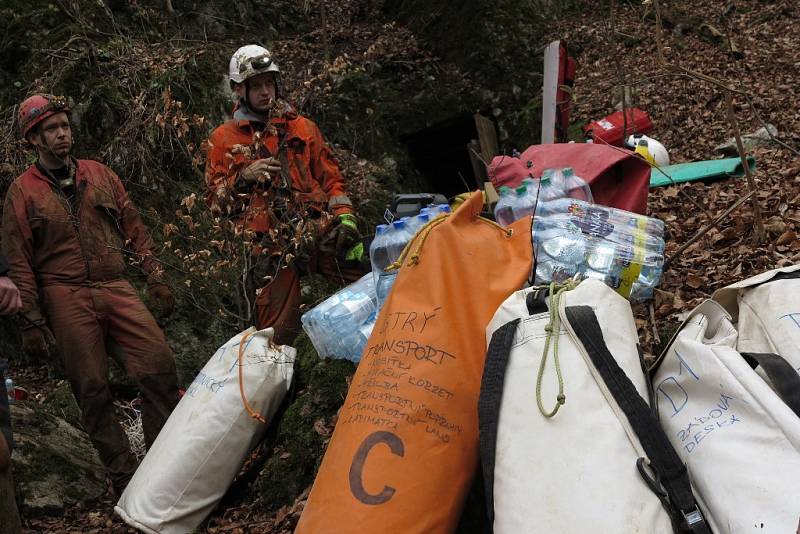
[2,183,44,324]
[203,128,246,211]
[307,122,353,216]
[107,170,163,282]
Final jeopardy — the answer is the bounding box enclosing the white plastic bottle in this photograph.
[5,377,14,405]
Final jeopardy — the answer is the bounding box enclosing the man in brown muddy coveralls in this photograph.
[1,94,179,495]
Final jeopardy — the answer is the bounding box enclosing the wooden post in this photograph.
[725,91,765,242]
[541,41,561,144]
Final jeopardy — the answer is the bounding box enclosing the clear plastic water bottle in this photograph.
[511,185,535,220]
[532,201,666,301]
[369,224,391,288]
[494,186,515,226]
[435,204,451,215]
[534,170,568,217]
[324,291,376,330]
[301,273,379,361]
[407,212,431,235]
[5,377,14,405]
[375,220,413,308]
[562,167,594,203]
[340,318,376,362]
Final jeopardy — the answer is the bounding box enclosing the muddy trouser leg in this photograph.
[0,372,21,534]
[0,434,22,534]
[103,282,178,450]
[42,284,138,494]
[254,263,303,346]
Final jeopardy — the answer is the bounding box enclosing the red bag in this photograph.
[487,143,651,214]
[583,108,653,147]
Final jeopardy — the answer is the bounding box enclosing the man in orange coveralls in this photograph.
[2,94,179,495]
[205,45,365,345]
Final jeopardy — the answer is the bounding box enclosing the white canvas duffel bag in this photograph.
[480,279,709,534]
[652,298,800,534]
[713,264,800,369]
[115,327,295,534]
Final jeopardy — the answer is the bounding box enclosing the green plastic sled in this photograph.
[649,156,756,188]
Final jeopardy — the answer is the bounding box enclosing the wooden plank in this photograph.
[473,113,500,166]
[467,139,486,189]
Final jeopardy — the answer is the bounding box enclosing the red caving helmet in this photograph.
[18,94,70,140]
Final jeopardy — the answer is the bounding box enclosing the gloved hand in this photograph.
[148,283,176,317]
[22,325,55,362]
[240,158,282,184]
[325,213,362,259]
[0,276,22,316]
[344,242,365,262]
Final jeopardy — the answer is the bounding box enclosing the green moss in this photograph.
[41,381,83,429]
[256,337,355,511]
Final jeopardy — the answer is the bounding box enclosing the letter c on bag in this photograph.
[348,430,404,505]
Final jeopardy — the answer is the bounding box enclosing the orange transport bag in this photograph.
[296,192,532,533]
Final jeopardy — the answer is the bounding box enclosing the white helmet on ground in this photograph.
[626,134,670,167]
[229,45,280,86]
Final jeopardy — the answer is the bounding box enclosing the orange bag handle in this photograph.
[238,330,268,424]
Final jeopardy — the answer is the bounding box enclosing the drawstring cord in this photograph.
[385,212,514,272]
[535,280,578,418]
[238,330,268,424]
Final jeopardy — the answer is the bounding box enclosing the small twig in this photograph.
[725,91,764,243]
[742,93,800,158]
[649,301,661,346]
[665,190,755,269]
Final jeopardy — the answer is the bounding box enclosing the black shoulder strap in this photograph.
[768,270,800,282]
[741,352,800,417]
[478,318,520,526]
[565,305,711,534]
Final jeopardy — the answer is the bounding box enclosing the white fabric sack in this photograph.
[481,279,674,533]
[115,327,295,534]
[653,300,800,533]
[713,264,800,369]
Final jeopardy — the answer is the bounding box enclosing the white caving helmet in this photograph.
[626,134,670,167]
[229,44,281,90]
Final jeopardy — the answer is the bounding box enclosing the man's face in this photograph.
[30,112,72,159]
[238,72,277,114]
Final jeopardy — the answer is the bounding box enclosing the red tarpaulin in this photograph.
[487,143,651,214]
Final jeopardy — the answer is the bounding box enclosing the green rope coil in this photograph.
[535,280,578,418]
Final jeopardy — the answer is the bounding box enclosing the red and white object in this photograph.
[584,108,653,147]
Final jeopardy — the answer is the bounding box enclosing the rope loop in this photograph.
[535,279,579,419]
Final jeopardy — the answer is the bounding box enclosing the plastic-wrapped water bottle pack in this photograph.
[533,198,666,301]
[301,273,377,362]
[303,204,452,362]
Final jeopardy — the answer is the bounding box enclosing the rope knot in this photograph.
[557,394,566,405]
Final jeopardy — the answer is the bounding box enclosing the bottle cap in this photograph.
[392,220,406,229]
[563,167,574,176]
[515,186,527,195]
[376,224,388,234]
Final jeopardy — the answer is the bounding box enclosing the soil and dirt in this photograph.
[0,0,798,532]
